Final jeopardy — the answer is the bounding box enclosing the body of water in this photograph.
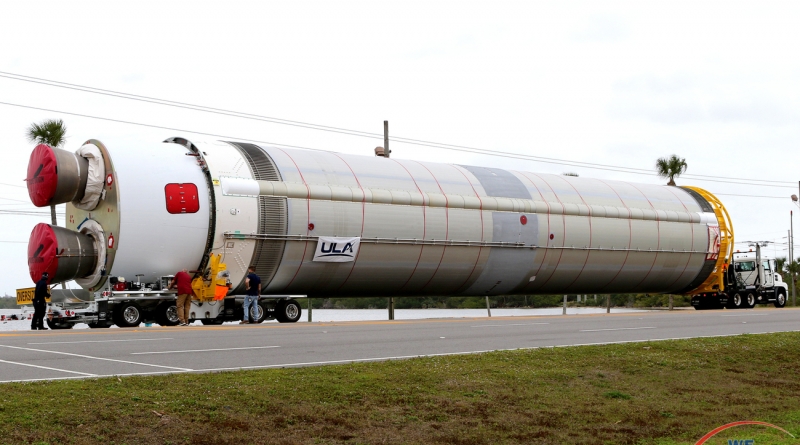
[0,307,650,331]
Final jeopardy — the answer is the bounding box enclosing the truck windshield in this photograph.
[735,261,755,272]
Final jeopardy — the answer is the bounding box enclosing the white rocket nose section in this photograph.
[220,177,260,196]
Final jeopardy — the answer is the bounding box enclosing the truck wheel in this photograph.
[276,299,302,323]
[88,321,112,328]
[774,290,787,308]
[114,302,143,328]
[728,293,744,309]
[46,319,74,329]
[744,292,756,309]
[154,302,180,327]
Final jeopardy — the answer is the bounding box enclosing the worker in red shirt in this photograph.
[169,269,193,326]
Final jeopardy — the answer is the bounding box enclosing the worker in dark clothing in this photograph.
[31,272,49,330]
[240,266,261,324]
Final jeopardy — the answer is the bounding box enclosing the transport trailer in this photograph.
[25,135,739,327]
[41,255,303,329]
[45,291,303,329]
[691,242,788,310]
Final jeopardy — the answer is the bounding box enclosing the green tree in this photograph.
[776,257,788,281]
[26,119,67,226]
[655,154,687,186]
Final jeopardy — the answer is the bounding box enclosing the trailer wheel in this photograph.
[744,292,756,309]
[250,301,266,324]
[774,289,787,308]
[114,302,143,328]
[276,299,302,323]
[46,319,74,329]
[154,302,180,327]
[88,321,112,328]
[200,319,224,325]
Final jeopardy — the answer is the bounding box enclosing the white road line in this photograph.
[0,375,97,384]
[0,345,193,371]
[28,338,174,345]
[721,314,770,317]
[579,327,656,332]
[471,323,550,328]
[131,346,280,355]
[0,359,96,376]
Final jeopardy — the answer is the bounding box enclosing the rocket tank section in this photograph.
[25,137,731,298]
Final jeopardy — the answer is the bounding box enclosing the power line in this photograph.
[0,101,329,152]
[1,100,795,191]
[713,193,792,199]
[0,210,64,216]
[0,196,30,203]
[0,182,25,189]
[0,70,796,187]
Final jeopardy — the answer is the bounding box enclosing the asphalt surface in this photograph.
[1,307,798,383]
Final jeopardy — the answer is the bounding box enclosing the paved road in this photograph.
[1,307,798,383]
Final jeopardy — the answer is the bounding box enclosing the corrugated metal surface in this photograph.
[240,145,721,297]
[226,142,287,292]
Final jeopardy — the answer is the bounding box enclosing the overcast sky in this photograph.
[1,1,799,296]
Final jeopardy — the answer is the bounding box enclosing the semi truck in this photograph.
[691,242,789,310]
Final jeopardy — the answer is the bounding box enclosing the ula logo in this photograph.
[319,242,355,257]
[695,421,795,445]
[313,236,361,263]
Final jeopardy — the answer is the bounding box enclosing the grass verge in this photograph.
[2,332,800,444]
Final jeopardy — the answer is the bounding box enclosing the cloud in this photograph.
[609,74,797,125]
[573,14,630,42]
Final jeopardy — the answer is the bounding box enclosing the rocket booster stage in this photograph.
[25,137,731,297]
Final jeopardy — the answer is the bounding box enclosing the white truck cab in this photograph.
[731,251,788,308]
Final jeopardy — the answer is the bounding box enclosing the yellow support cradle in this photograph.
[683,186,734,295]
[191,254,230,302]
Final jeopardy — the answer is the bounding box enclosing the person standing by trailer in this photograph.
[169,269,193,326]
[241,266,261,324]
[31,272,49,330]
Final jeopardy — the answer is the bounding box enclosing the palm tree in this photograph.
[27,119,67,226]
[776,257,787,280]
[655,155,688,186]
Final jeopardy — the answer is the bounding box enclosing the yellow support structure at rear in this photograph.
[191,254,230,302]
[684,186,734,295]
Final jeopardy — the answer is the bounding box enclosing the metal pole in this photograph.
[789,210,797,306]
[50,205,57,226]
[789,229,795,307]
[606,294,611,313]
[669,294,673,311]
[384,121,389,158]
[308,298,312,322]
[485,296,491,317]
[563,295,567,315]
[388,297,394,320]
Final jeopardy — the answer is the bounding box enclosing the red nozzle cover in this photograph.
[27,144,58,207]
[28,223,58,284]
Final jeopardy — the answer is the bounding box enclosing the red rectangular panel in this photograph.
[165,183,200,214]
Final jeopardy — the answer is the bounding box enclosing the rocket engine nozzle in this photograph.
[26,144,89,207]
[28,223,97,284]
